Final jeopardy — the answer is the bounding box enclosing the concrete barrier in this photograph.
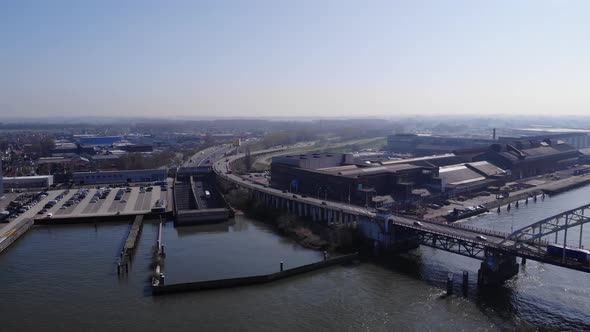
[152,253,358,296]
[34,212,171,225]
[123,215,144,255]
[0,219,34,254]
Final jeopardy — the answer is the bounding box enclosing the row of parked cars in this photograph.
[2,191,50,221]
[91,187,112,203]
[36,189,72,218]
[115,188,131,202]
[54,189,90,212]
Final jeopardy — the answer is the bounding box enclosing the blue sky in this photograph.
[2,0,589,118]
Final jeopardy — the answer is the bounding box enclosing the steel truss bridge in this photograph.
[389,203,590,274]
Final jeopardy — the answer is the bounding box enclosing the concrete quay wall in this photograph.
[0,219,34,254]
[174,208,230,226]
[34,211,170,225]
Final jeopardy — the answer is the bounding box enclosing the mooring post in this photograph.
[323,251,327,261]
[117,263,121,275]
[446,273,454,295]
[462,271,468,295]
[160,273,165,285]
[521,257,527,265]
[280,261,284,272]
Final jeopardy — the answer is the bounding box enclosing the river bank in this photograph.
[223,188,358,253]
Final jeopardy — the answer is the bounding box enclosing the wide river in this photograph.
[1,186,590,331]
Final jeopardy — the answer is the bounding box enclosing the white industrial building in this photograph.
[2,175,54,189]
[73,169,167,185]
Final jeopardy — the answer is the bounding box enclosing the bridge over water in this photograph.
[214,147,590,285]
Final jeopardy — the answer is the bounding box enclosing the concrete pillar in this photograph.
[446,273,454,295]
[462,271,469,295]
[478,250,519,286]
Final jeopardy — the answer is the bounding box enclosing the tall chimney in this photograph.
[492,128,496,140]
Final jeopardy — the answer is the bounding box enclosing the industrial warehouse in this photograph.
[270,138,581,208]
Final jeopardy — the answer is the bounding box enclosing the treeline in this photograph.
[260,129,319,148]
[117,150,177,170]
[248,120,393,149]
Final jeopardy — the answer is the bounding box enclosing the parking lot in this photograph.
[49,186,166,219]
[1,183,169,232]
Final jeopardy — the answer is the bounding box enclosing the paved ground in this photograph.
[423,164,590,220]
[0,191,62,234]
[1,185,167,230]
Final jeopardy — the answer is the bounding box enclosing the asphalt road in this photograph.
[183,145,232,168]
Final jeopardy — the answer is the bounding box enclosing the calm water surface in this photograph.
[1,186,590,331]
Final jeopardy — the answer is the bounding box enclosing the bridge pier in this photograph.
[477,250,519,286]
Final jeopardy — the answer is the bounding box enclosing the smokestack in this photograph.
[493,128,496,140]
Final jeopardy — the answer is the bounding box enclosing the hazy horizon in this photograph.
[3,1,590,118]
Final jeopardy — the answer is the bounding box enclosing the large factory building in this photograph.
[270,153,434,206]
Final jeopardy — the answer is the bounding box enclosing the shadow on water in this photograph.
[476,283,590,332]
[173,219,236,236]
[378,250,590,331]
